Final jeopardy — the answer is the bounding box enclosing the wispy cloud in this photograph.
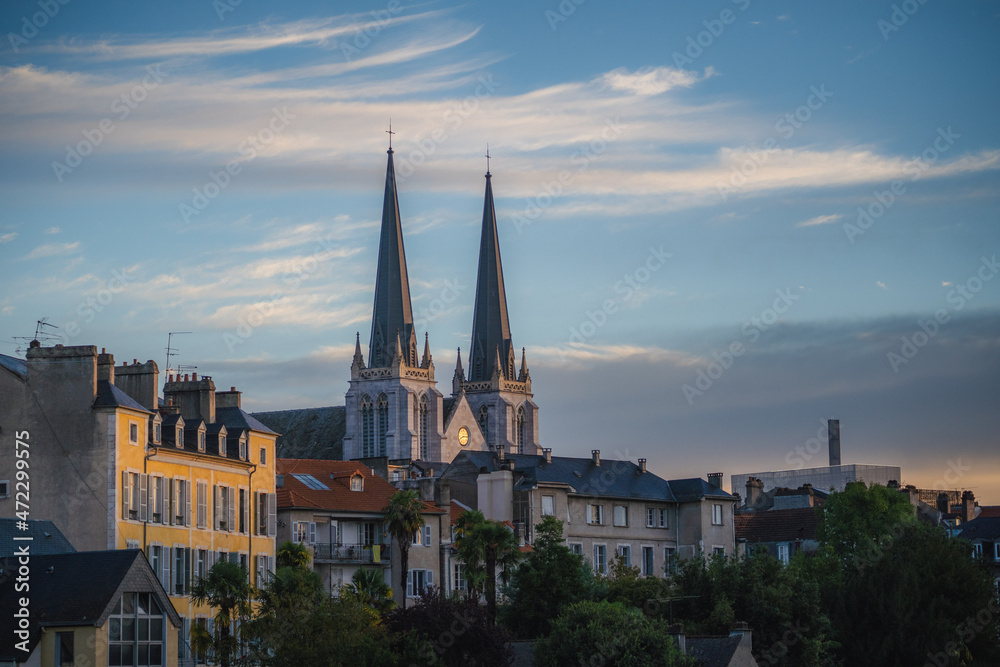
[24,242,80,259]
[796,213,842,228]
[0,232,18,244]
[600,66,711,96]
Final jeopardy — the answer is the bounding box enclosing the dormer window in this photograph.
[218,435,226,457]
[239,438,247,461]
[153,422,161,445]
[350,475,363,492]
[176,428,184,448]
[198,431,206,452]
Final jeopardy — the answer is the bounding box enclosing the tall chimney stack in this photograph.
[828,419,841,466]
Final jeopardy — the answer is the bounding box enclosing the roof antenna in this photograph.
[12,318,60,353]
[165,331,193,383]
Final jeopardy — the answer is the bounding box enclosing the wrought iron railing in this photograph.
[312,543,391,564]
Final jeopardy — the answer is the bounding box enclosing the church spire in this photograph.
[368,143,415,368]
[452,347,465,395]
[468,164,514,382]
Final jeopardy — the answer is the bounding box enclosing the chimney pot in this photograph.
[133,358,137,364]
[184,373,189,381]
[231,386,236,391]
[638,458,647,473]
[592,450,600,466]
[101,348,106,354]
[192,372,197,381]
[543,448,552,464]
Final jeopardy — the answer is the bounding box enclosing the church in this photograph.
[254,143,542,469]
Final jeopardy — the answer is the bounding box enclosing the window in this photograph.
[713,546,725,557]
[108,592,165,667]
[259,447,267,466]
[194,618,208,664]
[377,394,389,456]
[129,422,139,444]
[587,504,604,525]
[362,523,376,546]
[153,422,161,444]
[478,405,489,444]
[56,631,74,666]
[412,525,432,547]
[361,395,375,457]
[174,479,189,526]
[239,488,248,534]
[617,544,631,567]
[407,569,433,597]
[664,547,676,575]
[658,508,669,528]
[195,549,207,582]
[256,553,275,586]
[593,544,607,574]
[148,546,162,587]
[646,508,655,528]
[293,521,308,543]
[569,543,583,557]
[641,546,654,577]
[198,431,206,452]
[150,476,163,524]
[419,394,429,459]
[778,544,789,565]
[216,435,224,456]
[126,539,140,550]
[256,492,276,536]
[712,503,723,526]
[351,475,363,492]
[257,493,268,535]
[239,438,247,461]
[515,406,526,454]
[542,495,555,517]
[175,427,183,449]
[453,563,467,592]
[174,547,190,595]
[613,505,628,527]
[973,543,983,557]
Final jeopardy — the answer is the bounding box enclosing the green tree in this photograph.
[454,510,487,600]
[343,567,395,617]
[189,560,253,667]
[501,516,602,639]
[816,481,915,565]
[383,489,426,610]
[454,510,521,625]
[533,600,695,667]
[276,540,311,570]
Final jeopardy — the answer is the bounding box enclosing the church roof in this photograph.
[368,147,415,368]
[252,406,345,459]
[468,170,514,382]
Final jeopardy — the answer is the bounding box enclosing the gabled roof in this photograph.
[0,353,27,380]
[0,519,76,557]
[669,478,735,502]
[685,635,746,667]
[735,507,820,544]
[252,406,345,459]
[218,405,277,435]
[445,451,679,503]
[0,550,180,661]
[956,516,1000,542]
[276,459,443,515]
[92,380,150,413]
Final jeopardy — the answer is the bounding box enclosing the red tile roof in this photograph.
[735,507,820,544]
[276,459,444,515]
[977,506,1000,518]
[450,499,473,525]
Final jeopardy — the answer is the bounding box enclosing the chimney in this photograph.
[638,458,647,473]
[543,448,552,464]
[936,492,950,515]
[708,472,723,489]
[746,477,764,508]
[592,450,600,466]
[437,480,451,511]
[497,446,505,462]
[828,419,841,466]
[26,345,99,410]
[114,359,160,412]
[418,476,435,502]
[961,490,976,523]
[163,372,216,423]
[97,349,115,382]
[216,387,242,409]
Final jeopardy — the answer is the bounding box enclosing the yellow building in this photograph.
[0,342,277,666]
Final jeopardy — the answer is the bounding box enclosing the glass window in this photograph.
[129,423,138,444]
[56,631,74,667]
[712,503,723,525]
[646,508,655,528]
[617,544,631,567]
[259,447,267,466]
[569,543,583,556]
[778,544,789,564]
[664,547,676,575]
[351,476,363,491]
[108,592,165,667]
[641,546,654,577]
[588,504,603,525]
[453,563,466,591]
[658,508,669,528]
[198,431,205,452]
[542,495,555,516]
[593,544,607,574]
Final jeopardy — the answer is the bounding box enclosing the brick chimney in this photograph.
[961,490,976,523]
[746,477,764,508]
[216,386,241,409]
[97,349,115,382]
[937,492,950,515]
[114,359,159,412]
[163,373,216,424]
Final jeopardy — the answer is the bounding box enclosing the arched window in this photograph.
[377,394,389,457]
[419,394,429,459]
[515,406,526,454]
[360,395,374,457]
[478,405,489,445]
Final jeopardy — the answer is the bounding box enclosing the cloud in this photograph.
[24,242,80,259]
[877,281,887,290]
[45,227,60,234]
[0,232,17,244]
[796,213,842,228]
[600,66,708,96]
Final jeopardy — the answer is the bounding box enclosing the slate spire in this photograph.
[368,146,415,368]
[468,166,514,382]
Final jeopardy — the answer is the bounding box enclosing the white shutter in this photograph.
[139,474,148,522]
[162,478,170,525]
[162,546,171,591]
[185,480,192,527]
[267,555,275,581]
[426,569,433,587]
[214,486,221,531]
[228,488,236,533]
[309,522,316,545]
[267,493,276,537]
[122,471,131,519]
[241,490,249,535]
[423,526,432,547]
[406,570,413,597]
[586,504,592,524]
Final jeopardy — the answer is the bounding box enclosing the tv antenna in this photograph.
[12,319,61,354]
[164,332,193,379]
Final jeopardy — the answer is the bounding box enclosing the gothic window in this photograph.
[360,395,374,457]
[419,394,429,460]
[377,394,389,457]
[515,406,526,454]
[478,405,489,445]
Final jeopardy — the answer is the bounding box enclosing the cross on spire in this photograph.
[485,144,491,175]
[386,120,395,150]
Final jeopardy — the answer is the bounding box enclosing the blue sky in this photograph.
[2,0,998,501]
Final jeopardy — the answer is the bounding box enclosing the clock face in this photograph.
[458,427,469,446]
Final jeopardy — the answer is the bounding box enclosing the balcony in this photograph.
[312,543,391,565]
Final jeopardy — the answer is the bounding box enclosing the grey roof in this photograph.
[92,380,150,413]
[669,478,735,502]
[685,635,745,667]
[957,516,1000,541]
[468,171,515,382]
[368,148,416,368]
[0,519,76,557]
[252,406,345,459]
[0,550,181,660]
[218,405,277,435]
[0,353,27,379]
[446,452,678,502]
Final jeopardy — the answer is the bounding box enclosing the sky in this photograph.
[1,0,998,502]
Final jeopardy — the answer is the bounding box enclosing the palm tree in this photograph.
[276,540,310,570]
[189,560,253,667]
[382,489,426,609]
[454,510,487,600]
[476,520,522,625]
[344,567,395,616]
